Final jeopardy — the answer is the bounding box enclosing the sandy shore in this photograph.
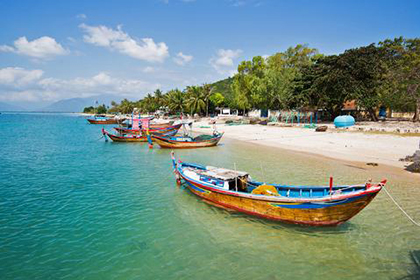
[191,119,420,170]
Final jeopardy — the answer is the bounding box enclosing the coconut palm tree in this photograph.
[201,83,214,117]
[154,89,164,110]
[166,89,186,114]
[186,86,206,115]
[120,98,134,114]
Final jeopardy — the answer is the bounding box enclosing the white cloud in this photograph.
[0,67,44,87]
[0,67,160,103]
[142,66,155,73]
[0,36,68,59]
[173,52,193,66]
[76,13,87,19]
[79,24,169,63]
[209,49,242,75]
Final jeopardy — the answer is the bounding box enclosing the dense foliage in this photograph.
[83,104,107,114]
[83,37,420,122]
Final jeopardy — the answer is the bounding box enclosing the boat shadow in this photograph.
[398,250,420,280]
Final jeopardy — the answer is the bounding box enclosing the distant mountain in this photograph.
[0,101,27,111]
[42,94,125,112]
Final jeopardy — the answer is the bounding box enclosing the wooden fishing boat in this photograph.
[102,130,149,142]
[102,127,179,142]
[152,132,223,149]
[87,115,122,124]
[114,122,176,135]
[114,123,181,135]
[171,153,385,226]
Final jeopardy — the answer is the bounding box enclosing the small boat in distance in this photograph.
[102,129,150,142]
[102,124,181,142]
[152,132,223,149]
[171,152,385,226]
[87,115,121,124]
[114,122,175,135]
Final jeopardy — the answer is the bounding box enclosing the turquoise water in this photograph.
[0,113,419,279]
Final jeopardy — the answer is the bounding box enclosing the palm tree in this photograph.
[201,83,214,117]
[142,93,156,113]
[166,89,186,114]
[120,98,134,114]
[186,86,206,116]
[154,89,164,110]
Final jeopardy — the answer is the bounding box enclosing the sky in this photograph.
[0,0,419,109]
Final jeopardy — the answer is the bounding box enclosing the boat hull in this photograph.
[107,134,148,142]
[152,134,223,149]
[88,119,118,124]
[180,176,380,226]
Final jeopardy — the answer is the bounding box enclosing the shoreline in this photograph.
[192,120,420,178]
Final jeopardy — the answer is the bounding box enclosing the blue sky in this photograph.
[0,0,419,109]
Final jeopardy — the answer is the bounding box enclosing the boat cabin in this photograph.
[183,165,249,192]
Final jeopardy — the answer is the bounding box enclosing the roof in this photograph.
[198,166,248,180]
[342,100,357,110]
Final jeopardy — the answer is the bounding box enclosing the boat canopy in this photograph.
[196,166,248,181]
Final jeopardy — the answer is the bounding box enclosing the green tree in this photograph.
[201,83,213,117]
[186,86,205,115]
[295,55,351,119]
[166,89,186,114]
[380,37,420,121]
[83,106,94,113]
[154,89,164,110]
[119,98,134,114]
[209,92,225,108]
[96,104,107,114]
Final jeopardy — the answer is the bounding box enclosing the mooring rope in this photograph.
[383,186,420,227]
[95,135,105,141]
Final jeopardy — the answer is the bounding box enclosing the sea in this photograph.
[0,112,419,279]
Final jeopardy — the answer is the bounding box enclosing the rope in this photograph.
[95,135,105,141]
[383,186,420,227]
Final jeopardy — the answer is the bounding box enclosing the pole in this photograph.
[234,163,238,192]
[329,176,333,195]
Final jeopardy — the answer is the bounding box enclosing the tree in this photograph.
[210,92,225,108]
[232,56,268,110]
[83,106,94,113]
[186,86,205,115]
[154,89,164,110]
[296,55,352,119]
[232,46,319,112]
[340,44,388,121]
[201,83,213,117]
[166,89,186,114]
[96,104,107,114]
[380,37,420,122]
[119,98,134,114]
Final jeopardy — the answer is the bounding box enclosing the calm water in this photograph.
[0,113,419,280]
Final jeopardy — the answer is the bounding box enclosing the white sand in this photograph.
[192,120,420,169]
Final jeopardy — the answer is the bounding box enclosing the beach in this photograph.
[193,119,420,171]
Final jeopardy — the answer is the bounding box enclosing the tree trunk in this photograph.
[368,108,378,122]
[413,98,420,122]
[206,99,209,117]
